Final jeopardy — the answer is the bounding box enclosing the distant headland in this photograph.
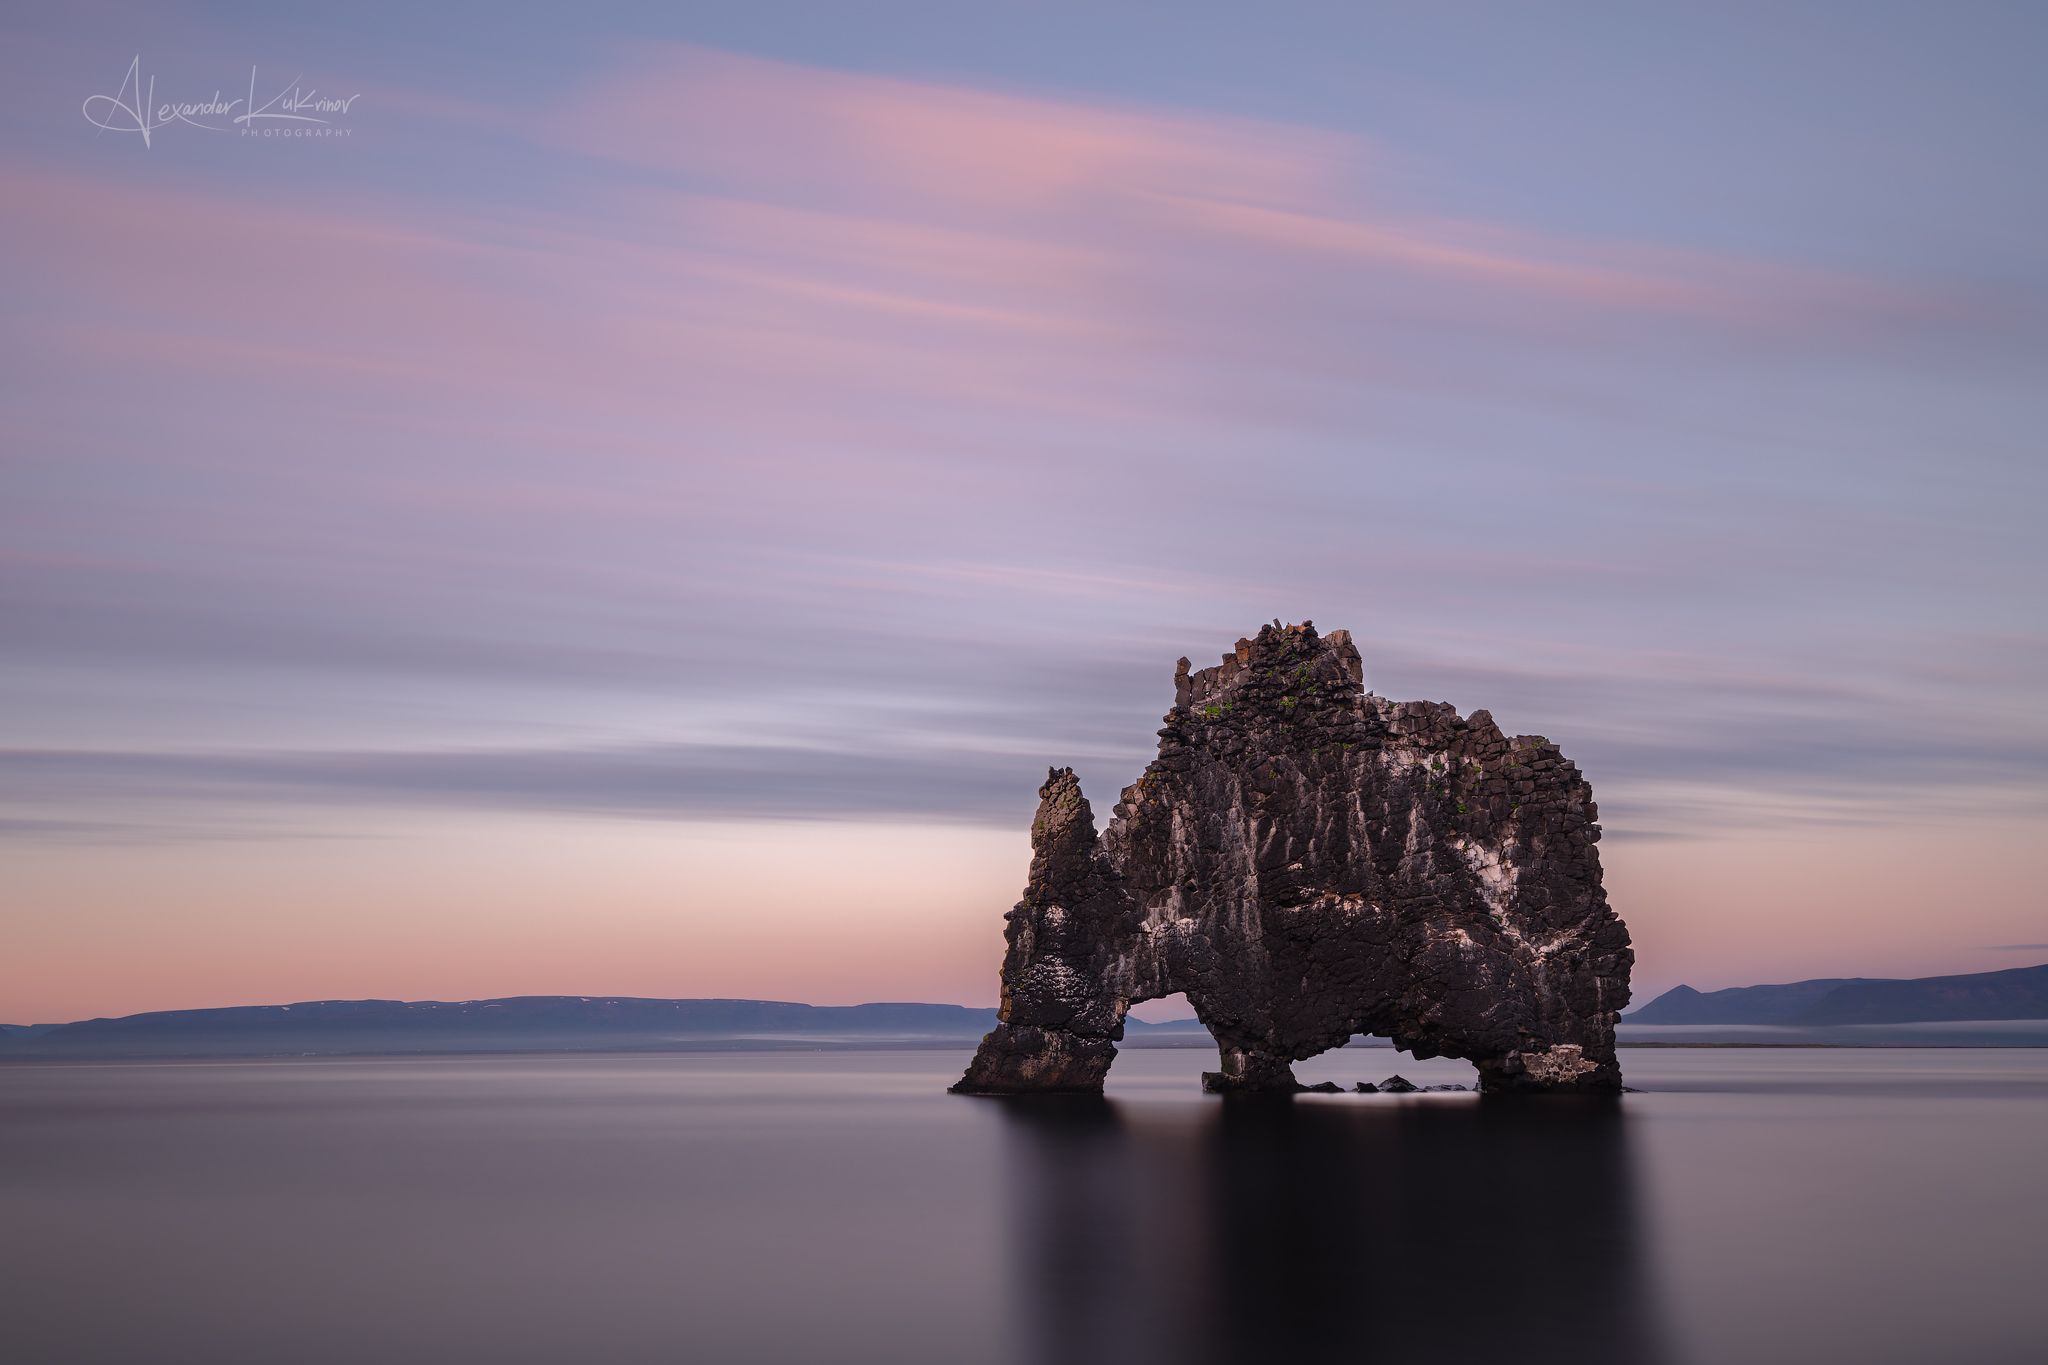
[1629,962,2048,1026]
[6,960,2046,1060]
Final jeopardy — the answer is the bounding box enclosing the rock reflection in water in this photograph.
[998,1095,1669,1365]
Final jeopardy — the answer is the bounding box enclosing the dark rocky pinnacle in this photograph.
[953,623,1633,1097]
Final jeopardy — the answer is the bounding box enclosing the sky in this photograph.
[3,2,2045,1024]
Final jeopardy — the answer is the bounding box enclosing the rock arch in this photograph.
[953,622,1632,1095]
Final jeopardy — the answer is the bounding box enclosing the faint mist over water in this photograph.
[3,1049,2045,1364]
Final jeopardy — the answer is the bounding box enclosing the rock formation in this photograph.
[953,622,1633,1095]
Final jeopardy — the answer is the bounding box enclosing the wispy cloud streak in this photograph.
[2,33,2042,848]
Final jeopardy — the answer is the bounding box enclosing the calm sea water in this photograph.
[4,1048,2044,1365]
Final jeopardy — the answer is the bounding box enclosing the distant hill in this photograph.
[19,968,2044,1059]
[1626,978,1877,1025]
[0,997,1207,1059]
[1630,963,2048,1025]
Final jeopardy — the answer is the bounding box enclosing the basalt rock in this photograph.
[951,622,1633,1096]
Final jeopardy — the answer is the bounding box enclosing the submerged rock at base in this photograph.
[952,623,1633,1097]
[1200,1069,1303,1095]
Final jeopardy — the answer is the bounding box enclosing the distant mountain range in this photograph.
[0,996,1206,1059]
[8,964,2045,1059]
[1629,963,2048,1026]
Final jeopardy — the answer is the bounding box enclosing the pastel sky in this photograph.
[4,2,2046,1023]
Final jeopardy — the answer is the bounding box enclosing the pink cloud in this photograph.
[547,44,1959,330]
[1,41,1986,508]
[550,46,1346,212]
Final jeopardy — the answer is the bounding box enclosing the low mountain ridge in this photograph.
[1630,963,2048,1025]
[14,966,2045,1058]
[0,996,1207,1058]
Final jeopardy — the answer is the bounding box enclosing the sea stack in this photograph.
[953,622,1633,1095]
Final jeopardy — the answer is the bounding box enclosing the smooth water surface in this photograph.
[4,1048,2044,1364]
